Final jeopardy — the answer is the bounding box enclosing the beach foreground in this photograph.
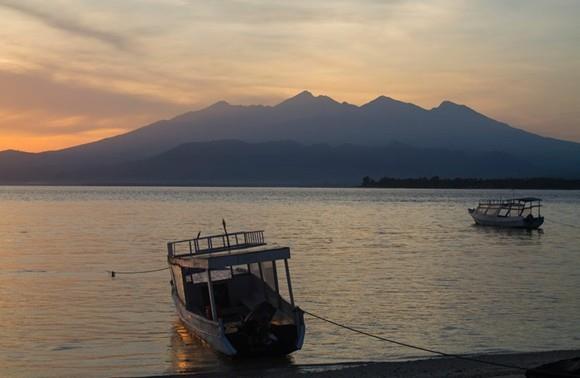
[147,349,580,378]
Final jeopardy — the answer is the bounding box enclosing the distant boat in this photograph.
[166,230,305,357]
[468,197,544,229]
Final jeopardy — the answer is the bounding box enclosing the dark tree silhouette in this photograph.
[361,176,580,189]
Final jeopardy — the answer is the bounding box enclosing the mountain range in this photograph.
[1,91,579,185]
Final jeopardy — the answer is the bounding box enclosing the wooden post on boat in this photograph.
[222,219,229,244]
[284,259,295,307]
[272,261,281,307]
[207,269,218,321]
[272,261,280,294]
[223,219,234,275]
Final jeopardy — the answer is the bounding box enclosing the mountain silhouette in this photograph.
[1,91,579,184]
[0,140,537,186]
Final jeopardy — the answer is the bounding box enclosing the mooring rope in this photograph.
[107,266,168,276]
[106,268,578,376]
[547,219,580,229]
[303,309,579,377]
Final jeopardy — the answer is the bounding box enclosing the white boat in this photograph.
[166,230,305,357]
[468,197,544,229]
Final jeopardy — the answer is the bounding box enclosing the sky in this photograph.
[0,0,578,152]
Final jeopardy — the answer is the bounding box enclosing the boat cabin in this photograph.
[166,230,304,356]
[472,197,542,218]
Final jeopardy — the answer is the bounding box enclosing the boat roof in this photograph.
[170,245,290,270]
[167,230,290,270]
[478,197,542,206]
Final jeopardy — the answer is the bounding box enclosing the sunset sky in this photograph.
[0,0,578,152]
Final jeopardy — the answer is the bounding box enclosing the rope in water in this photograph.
[303,309,579,377]
[107,268,578,376]
[547,218,580,229]
[107,266,168,276]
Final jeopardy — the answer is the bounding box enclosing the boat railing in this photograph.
[168,230,266,257]
[478,199,541,207]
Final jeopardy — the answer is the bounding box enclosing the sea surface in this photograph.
[1,186,579,378]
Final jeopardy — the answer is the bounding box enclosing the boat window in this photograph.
[249,262,261,279]
[248,262,278,291]
[498,208,509,217]
[231,265,249,275]
[485,208,499,216]
[261,261,278,293]
[190,269,232,283]
[190,271,206,283]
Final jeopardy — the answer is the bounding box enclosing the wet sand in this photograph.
[146,349,580,378]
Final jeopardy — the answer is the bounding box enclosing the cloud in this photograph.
[0,0,132,51]
[175,0,423,26]
[0,69,189,151]
[0,0,579,151]
[0,70,186,117]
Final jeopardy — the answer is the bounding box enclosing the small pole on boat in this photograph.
[222,219,228,238]
[206,269,218,321]
[223,219,234,275]
[222,218,231,251]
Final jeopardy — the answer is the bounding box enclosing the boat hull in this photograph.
[469,210,544,229]
[171,287,305,357]
[172,288,238,356]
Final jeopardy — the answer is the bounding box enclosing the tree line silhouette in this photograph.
[361,176,580,189]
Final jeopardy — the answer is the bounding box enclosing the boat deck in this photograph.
[167,230,291,269]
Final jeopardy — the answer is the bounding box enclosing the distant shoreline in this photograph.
[2,179,580,190]
[361,176,580,190]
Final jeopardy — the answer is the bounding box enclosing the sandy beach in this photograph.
[146,349,580,378]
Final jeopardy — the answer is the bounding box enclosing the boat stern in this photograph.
[524,215,544,229]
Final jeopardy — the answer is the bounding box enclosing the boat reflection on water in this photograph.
[169,320,221,374]
[471,223,545,238]
[169,319,298,376]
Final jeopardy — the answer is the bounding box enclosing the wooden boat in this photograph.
[468,197,544,229]
[166,229,305,357]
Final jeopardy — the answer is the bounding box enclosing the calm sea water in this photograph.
[1,187,579,377]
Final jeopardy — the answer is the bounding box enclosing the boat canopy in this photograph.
[171,246,291,270]
[167,230,299,320]
[473,197,542,218]
[167,230,291,269]
[477,197,542,206]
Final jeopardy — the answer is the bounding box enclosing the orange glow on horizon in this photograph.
[0,129,128,153]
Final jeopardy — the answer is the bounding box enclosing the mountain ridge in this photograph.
[1,91,569,156]
[1,90,579,183]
